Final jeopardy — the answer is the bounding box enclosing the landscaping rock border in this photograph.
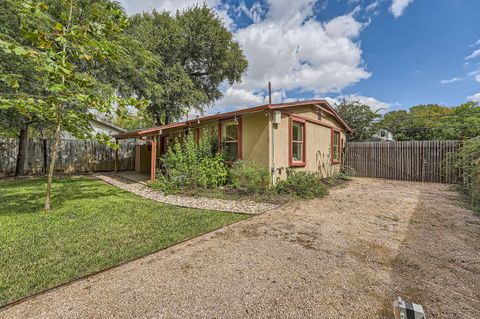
[93,173,277,215]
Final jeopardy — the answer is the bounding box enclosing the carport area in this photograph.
[112,122,188,182]
[2,178,479,319]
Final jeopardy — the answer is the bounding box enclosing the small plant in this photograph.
[275,169,328,199]
[228,161,271,193]
[450,137,480,209]
[152,134,228,192]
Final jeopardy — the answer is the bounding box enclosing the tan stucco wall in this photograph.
[271,107,346,181]
[135,145,151,174]
[241,112,270,167]
[159,113,270,167]
[136,104,346,182]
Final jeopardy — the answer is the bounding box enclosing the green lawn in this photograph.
[0,177,248,307]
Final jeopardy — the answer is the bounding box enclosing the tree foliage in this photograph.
[127,6,248,125]
[379,103,480,141]
[0,0,160,175]
[0,0,147,209]
[451,137,480,208]
[334,99,381,141]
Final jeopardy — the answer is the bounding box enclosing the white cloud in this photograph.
[468,70,480,83]
[467,92,480,102]
[118,0,235,29]
[118,0,215,15]
[365,1,380,12]
[390,0,414,18]
[323,94,391,112]
[232,2,370,94]
[465,49,480,60]
[440,77,462,84]
[119,0,372,114]
[236,1,266,24]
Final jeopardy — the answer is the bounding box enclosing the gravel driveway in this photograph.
[1,178,479,319]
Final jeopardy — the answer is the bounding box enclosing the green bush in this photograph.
[452,137,480,208]
[153,134,228,192]
[275,170,328,199]
[228,161,271,193]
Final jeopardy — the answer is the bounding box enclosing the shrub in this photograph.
[275,170,328,199]
[228,161,271,193]
[452,137,480,208]
[153,134,228,192]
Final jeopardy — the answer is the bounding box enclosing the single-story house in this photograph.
[369,128,395,142]
[62,116,127,139]
[113,99,351,183]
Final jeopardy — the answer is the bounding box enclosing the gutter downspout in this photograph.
[269,82,276,185]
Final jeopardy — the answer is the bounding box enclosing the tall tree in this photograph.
[432,102,480,139]
[0,0,146,209]
[378,103,480,141]
[379,104,453,140]
[334,99,381,141]
[0,0,158,176]
[127,6,248,125]
[0,0,52,175]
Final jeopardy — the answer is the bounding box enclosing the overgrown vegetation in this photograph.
[152,134,228,192]
[378,102,480,141]
[275,170,329,199]
[151,136,351,203]
[0,177,247,306]
[228,161,271,193]
[452,137,480,210]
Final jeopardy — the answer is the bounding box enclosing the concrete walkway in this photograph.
[93,173,276,215]
[1,178,479,318]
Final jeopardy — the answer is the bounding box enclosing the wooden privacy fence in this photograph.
[344,140,461,183]
[0,138,135,176]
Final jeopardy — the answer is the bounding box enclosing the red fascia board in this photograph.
[113,99,351,139]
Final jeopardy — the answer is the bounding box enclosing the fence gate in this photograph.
[344,140,461,183]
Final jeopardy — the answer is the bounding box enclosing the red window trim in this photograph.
[218,117,242,160]
[331,128,341,164]
[288,116,306,167]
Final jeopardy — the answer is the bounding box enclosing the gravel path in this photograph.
[93,173,277,215]
[1,178,479,318]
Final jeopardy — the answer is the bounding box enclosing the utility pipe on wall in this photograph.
[268,82,276,185]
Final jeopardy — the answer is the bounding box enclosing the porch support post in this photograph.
[114,138,119,174]
[150,136,157,182]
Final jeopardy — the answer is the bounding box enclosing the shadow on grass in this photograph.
[0,178,126,215]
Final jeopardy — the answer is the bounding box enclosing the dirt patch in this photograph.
[1,178,479,319]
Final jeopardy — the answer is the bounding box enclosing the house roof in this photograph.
[113,99,352,139]
[90,116,127,133]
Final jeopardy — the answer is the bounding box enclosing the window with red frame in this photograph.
[332,130,341,163]
[290,119,305,166]
[221,120,240,161]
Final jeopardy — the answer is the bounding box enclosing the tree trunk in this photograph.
[154,115,161,126]
[43,139,48,174]
[44,119,62,210]
[165,114,172,125]
[15,125,28,176]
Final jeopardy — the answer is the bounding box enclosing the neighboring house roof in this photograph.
[114,99,352,139]
[90,116,127,133]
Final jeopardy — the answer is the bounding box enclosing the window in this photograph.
[289,118,306,167]
[220,119,241,161]
[332,129,341,163]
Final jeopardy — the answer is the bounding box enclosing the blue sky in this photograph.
[119,0,480,114]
